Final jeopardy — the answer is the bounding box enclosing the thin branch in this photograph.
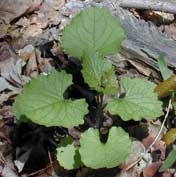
[27,164,53,176]
[125,99,172,170]
[120,0,176,14]
[146,99,172,152]
[48,150,54,173]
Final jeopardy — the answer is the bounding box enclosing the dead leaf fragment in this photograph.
[143,162,162,177]
[0,0,42,23]
[117,141,152,177]
[154,75,176,98]
[163,128,176,146]
[18,44,35,61]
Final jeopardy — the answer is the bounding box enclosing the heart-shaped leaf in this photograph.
[79,127,132,169]
[61,7,125,59]
[107,77,163,121]
[13,70,88,128]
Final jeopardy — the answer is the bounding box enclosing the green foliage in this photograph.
[159,145,176,172]
[81,52,118,95]
[79,127,132,169]
[57,137,82,169]
[157,55,172,80]
[12,7,164,171]
[107,77,163,121]
[13,70,88,128]
[61,7,125,59]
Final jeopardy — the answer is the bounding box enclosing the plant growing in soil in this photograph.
[13,7,163,170]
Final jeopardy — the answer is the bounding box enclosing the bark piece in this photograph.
[120,0,176,14]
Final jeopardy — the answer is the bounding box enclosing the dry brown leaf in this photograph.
[25,49,39,78]
[0,0,42,24]
[20,0,65,41]
[142,162,162,177]
[117,141,152,177]
[162,171,174,177]
[159,23,176,40]
[35,49,53,73]
[154,75,176,98]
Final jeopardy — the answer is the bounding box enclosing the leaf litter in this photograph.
[0,0,176,176]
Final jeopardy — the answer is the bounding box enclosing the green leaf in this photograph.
[57,137,82,169]
[157,55,172,80]
[159,145,176,172]
[61,7,126,59]
[81,52,118,95]
[13,70,88,128]
[79,127,132,169]
[107,77,163,121]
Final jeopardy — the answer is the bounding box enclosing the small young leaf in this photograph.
[157,55,172,80]
[159,145,176,172]
[13,70,88,128]
[61,7,126,59]
[79,127,132,169]
[154,75,176,98]
[81,52,118,95]
[57,137,82,170]
[163,128,176,146]
[107,77,163,121]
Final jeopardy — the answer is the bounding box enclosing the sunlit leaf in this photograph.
[61,7,125,59]
[79,127,132,169]
[13,70,88,128]
[107,77,163,121]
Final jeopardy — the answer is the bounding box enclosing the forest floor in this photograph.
[0,0,176,177]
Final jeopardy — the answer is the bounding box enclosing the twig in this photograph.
[48,150,54,173]
[125,99,172,170]
[120,0,176,14]
[125,157,142,170]
[146,98,172,152]
[27,164,53,176]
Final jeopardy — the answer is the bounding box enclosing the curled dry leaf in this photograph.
[163,128,176,146]
[0,0,42,24]
[20,0,65,41]
[154,75,176,98]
